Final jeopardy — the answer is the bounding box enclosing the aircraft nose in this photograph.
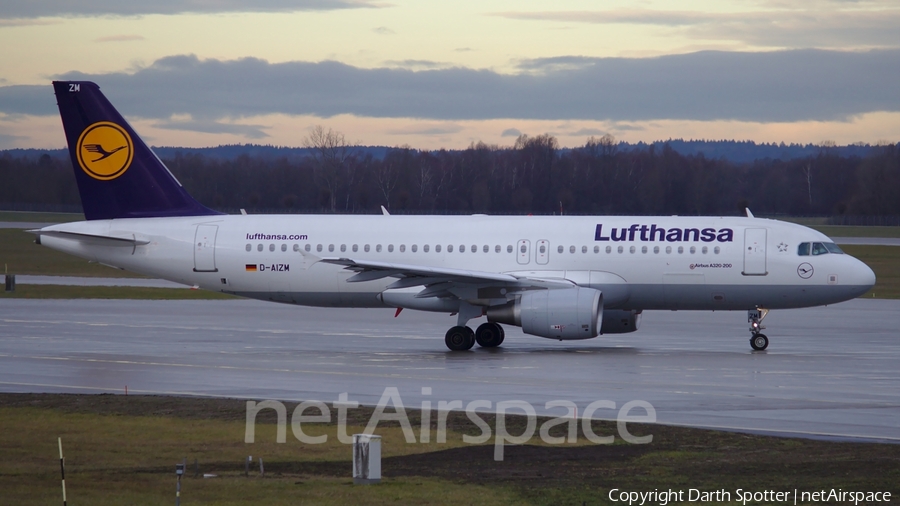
[850,257,876,291]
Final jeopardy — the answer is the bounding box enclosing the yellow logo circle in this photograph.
[76,122,134,180]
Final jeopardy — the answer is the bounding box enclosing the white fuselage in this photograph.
[38,214,875,313]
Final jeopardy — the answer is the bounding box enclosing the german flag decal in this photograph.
[245,264,257,272]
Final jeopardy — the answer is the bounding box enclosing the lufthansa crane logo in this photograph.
[76,122,133,180]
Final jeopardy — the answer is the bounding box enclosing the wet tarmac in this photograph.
[1,298,898,442]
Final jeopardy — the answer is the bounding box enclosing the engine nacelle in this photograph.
[600,309,642,334]
[487,287,603,340]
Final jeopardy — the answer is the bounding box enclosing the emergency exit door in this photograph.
[193,224,219,272]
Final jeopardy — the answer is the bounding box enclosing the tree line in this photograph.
[2,133,898,218]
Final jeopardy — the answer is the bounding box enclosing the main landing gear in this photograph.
[444,322,505,351]
[748,308,769,351]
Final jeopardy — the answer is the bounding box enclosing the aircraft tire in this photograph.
[445,326,475,351]
[750,333,769,351]
[475,322,505,347]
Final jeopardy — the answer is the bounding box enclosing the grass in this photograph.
[0,210,84,222]
[1,394,898,505]
[813,225,900,238]
[842,245,900,298]
[0,284,239,300]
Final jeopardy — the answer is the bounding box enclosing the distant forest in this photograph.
[2,136,898,220]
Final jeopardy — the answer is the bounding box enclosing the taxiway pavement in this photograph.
[1,298,898,442]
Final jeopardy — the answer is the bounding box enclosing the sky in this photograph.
[0,0,898,150]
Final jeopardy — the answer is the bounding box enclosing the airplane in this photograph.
[33,81,876,352]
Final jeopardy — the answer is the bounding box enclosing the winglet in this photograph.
[381,205,390,216]
[745,208,754,218]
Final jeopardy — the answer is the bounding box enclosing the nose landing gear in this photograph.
[748,308,769,350]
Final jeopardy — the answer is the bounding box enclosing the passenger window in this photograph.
[797,243,810,256]
[540,245,546,253]
[412,245,418,253]
[328,244,334,252]
[292,244,299,252]
[435,244,441,253]
[448,245,454,253]
[569,246,575,253]
[582,246,587,253]
[460,245,466,253]
[714,246,720,254]
[364,244,370,252]
[702,246,708,254]
[483,245,489,253]
[617,246,623,253]
[281,244,287,252]
[665,246,672,254]
[305,244,311,252]
[399,245,405,252]
[423,244,429,252]
[352,244,358,252]
[388,244,394,252]
[653,246,659,254]
[269,244,276,252]
[606,246,612,254]
[495,245,501,253]
[246,244,252,252]
[690,246,696,254]
[677,246,683,254]
[520,244,526,253]
[812,242,829,255]
[376,244,382,252]
[507,245,513,253]
[641,246,648,254]
[629,246,636,254]
[558,245,564,254]
[258,244,263,252]
[471,245,477,253]
[340,244,346,252]
[316,244,323,252]
[594,246,599,253]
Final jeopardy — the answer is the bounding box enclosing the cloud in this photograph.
[94,35,145,43]
[0,49,897,124]
[383,59,448,69]
[492,8,900,49]
[153,118,270,138]
[0,0,377,19]
[501,128,522,137]
[570,128,607,136]
[372,26,395,35]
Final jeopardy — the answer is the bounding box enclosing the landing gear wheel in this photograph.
[750,333,769,351]
[475,322,505,348]
[445,326,475,351]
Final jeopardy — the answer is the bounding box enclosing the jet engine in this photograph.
[486,287,602,340]
[600,309,642,334]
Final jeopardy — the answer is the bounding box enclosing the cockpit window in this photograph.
[824,242,844,254]
[812,242,829,255]
[797,243,810,256]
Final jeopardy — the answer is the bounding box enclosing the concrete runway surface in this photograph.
[1,298,898,442]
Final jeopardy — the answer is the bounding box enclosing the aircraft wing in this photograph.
[318,257,573,298]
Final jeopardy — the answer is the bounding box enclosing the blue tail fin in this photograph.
[53,81,222,220]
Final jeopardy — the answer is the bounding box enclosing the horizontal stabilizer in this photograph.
[29,229,150,247]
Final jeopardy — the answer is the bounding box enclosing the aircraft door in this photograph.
[516,239,531,265]
[742,228,767,275]
[193,224,218,272]
[536,239,550,265]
